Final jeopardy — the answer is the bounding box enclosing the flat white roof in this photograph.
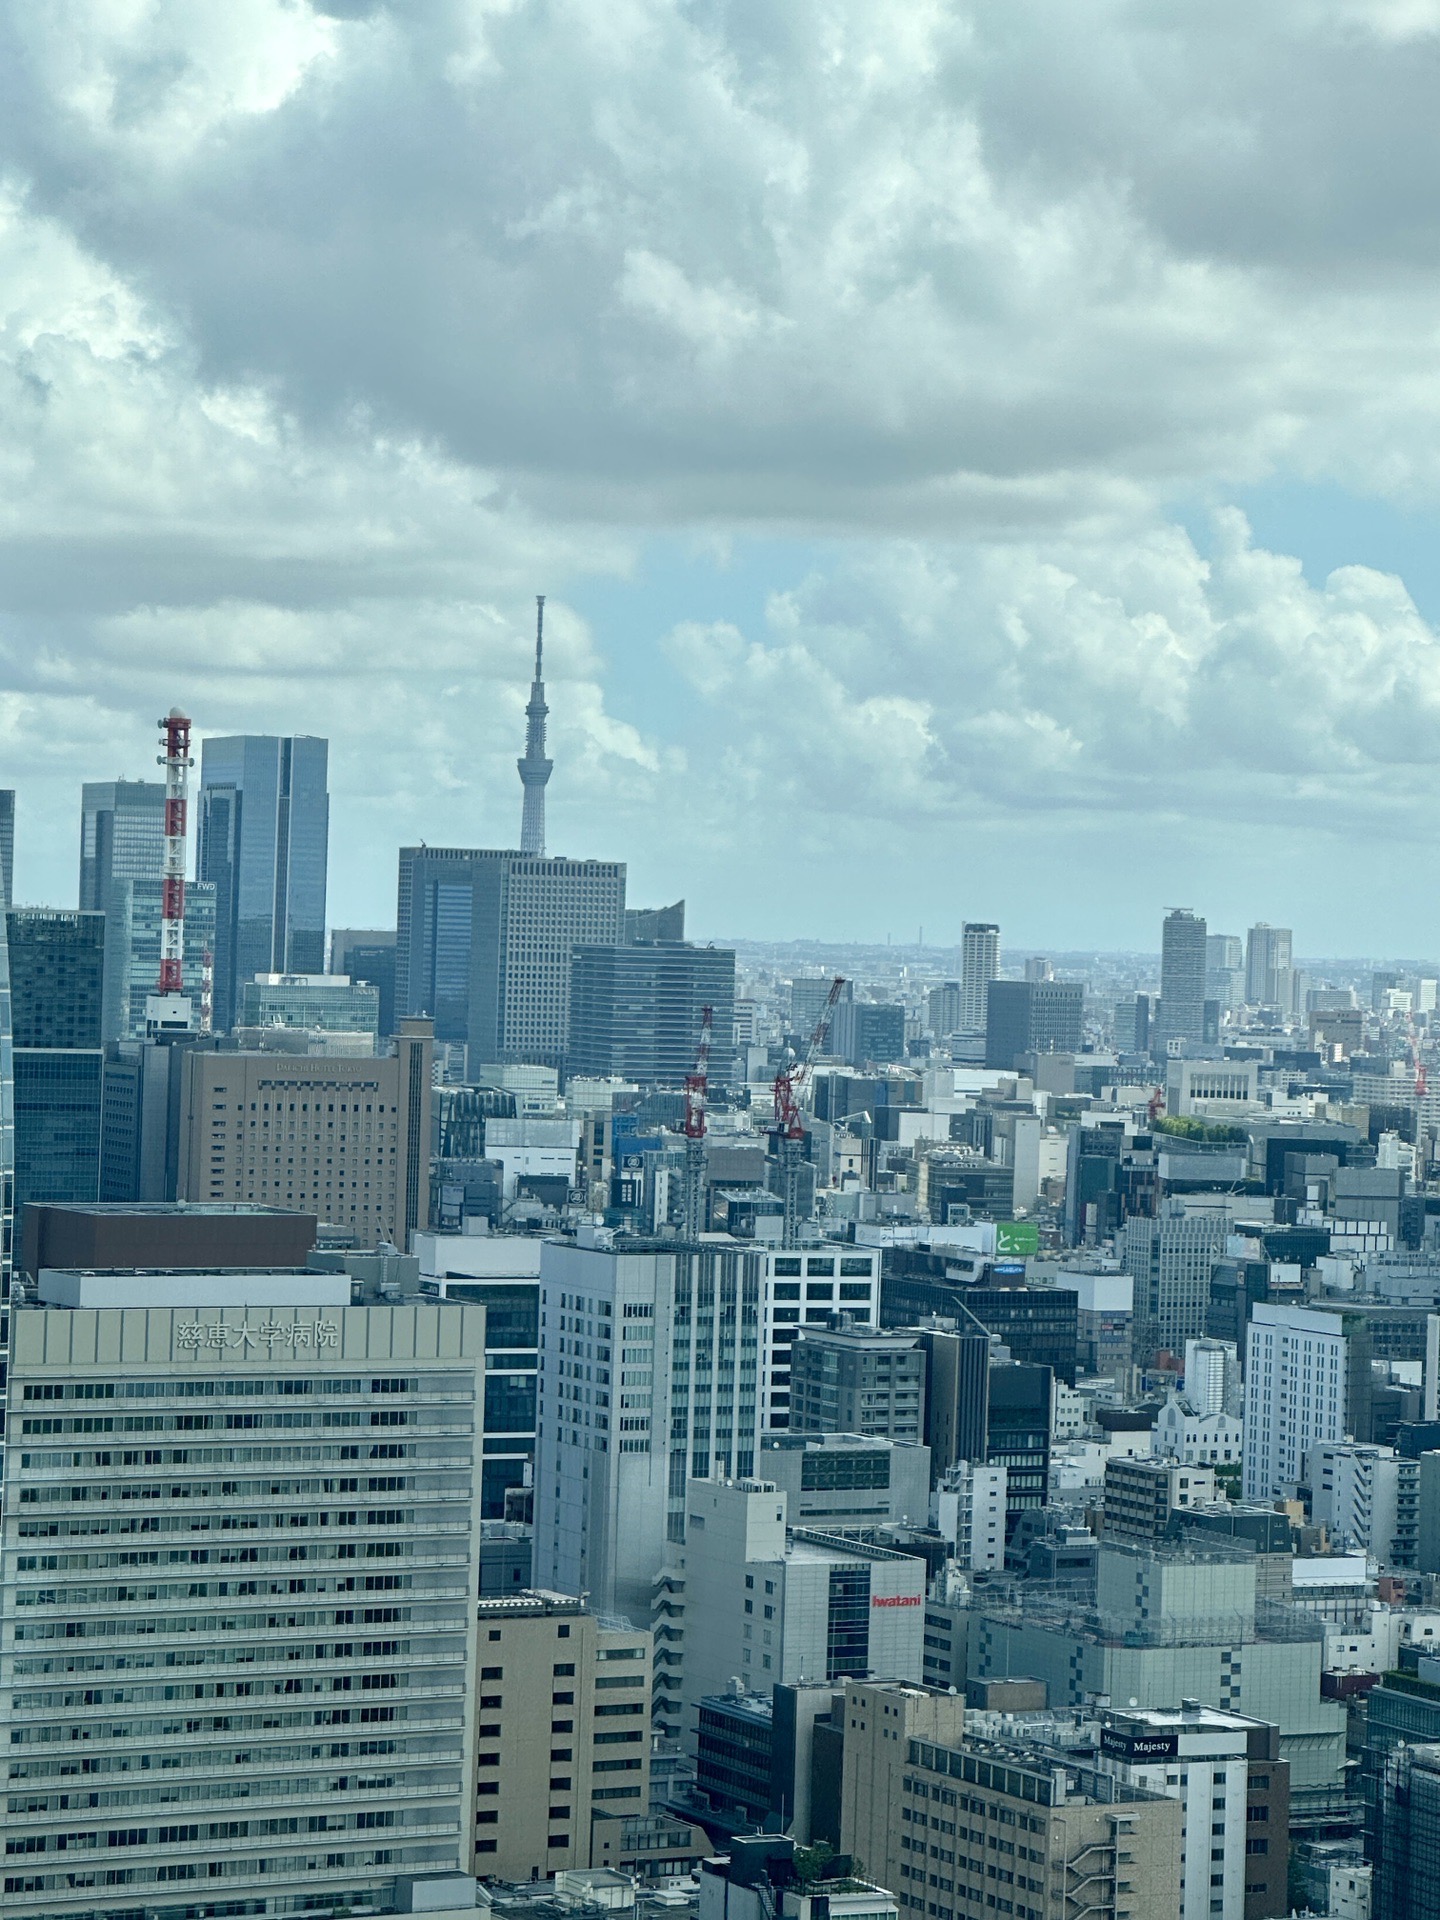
[38,1270,352,1311]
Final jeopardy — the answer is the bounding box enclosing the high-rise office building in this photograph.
[675,1477,926,1739]
[198,734,330,1028]
[78,777,165,911]
[531,1234,767,1619]
[0,902,13,1300]
[788,1323,926,1440]
[984,977,1083,1069]
[0,1272,485,1919]
[830,997,906,1067]
[625,900,685,943]
[6,908,105,1219]
[396,847,625,1070]
[1207,932,1245,1015]
[1246,923,1294,1009]
[1119,1200,1232,1355]
[101,875,217,1042]
[1374,1742,1440,1920]
[0,787,13,910]
[1157,907,1207,1048]
[790,974,849,1039]
[238,971,381,1038]
[927,980,962,1035]
[331,926,398,1037]
[175,1018,434,1248]
[568,940,736,1085]
[960,921,1000,1032]
[1114,991,1151,1053]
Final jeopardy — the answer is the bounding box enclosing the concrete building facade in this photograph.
[470,1590,651,1879]
[0,1278,485,1920]
[175,1019,434,1248]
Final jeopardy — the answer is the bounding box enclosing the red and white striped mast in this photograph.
[149,707,195,1031]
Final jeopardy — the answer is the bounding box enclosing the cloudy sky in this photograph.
[4,0,1440,952]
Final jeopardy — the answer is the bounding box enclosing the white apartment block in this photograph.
[1309,1442,1419,1568]
[1244,1302,1348,1501]
[932,1459,1007,1570]
[0,1274,485,1920]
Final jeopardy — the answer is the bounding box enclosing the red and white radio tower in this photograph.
[156,709,193,997]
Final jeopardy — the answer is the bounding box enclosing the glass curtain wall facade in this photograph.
[199,736,330,1029]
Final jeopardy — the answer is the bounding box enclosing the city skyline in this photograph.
[3,13,1440,947]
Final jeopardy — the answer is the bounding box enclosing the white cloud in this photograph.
[2,1,1440,942]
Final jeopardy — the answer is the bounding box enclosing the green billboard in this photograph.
[995,1220,1040,1257]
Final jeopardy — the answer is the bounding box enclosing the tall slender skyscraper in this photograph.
[960,922,1000,1032]
[198,734,329,1028]
[517,595,552,856]
[0,789,13,911]
[1157,907,1207,1048]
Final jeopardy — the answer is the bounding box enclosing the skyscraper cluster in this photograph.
[3,634,1440,1920]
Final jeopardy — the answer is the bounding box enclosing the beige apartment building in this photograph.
[472,1591,651,1879]
[176,1017,433,1248]
[840,1682,1182,1920]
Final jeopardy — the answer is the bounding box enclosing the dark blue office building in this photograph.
[198,735,329,1028]
[7,909,104,1219]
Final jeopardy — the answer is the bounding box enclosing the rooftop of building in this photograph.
[786,1527,927,1566]
[475,1589,641,1634]
[27,1201,311,1218]
[760,1431,921,1455]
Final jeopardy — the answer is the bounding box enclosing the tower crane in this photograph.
[771,976,846,1248]
[679,1004,713,1241]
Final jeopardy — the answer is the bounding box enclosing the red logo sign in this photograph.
[871,1593,922,1608]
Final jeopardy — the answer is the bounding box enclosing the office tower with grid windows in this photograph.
[531,1233,767,1621]
[79,778,166,912]
[198,734,330,1029]
[0,1273,485,1920]
[396,847,625,1073]
[1245,923,1294,1008]
[175,1017,434,1249]
[331,927,398,1038]
[6,908,105,1218]
[568,940,736,1086]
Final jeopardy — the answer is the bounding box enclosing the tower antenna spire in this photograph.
[518,595,553,856]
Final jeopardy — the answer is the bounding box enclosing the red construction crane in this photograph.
[771,977,845,1246]
[679,1005,714,1241]
[773,976,846,1141]
[684,1005,714,1140]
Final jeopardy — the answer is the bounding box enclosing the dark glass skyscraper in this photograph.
[396,847,625,1071]
[0,789,13,912]
[5,908,104,1218]
[568,940,735,1085]
[198,735,329,1028]
[78,778,166,912]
